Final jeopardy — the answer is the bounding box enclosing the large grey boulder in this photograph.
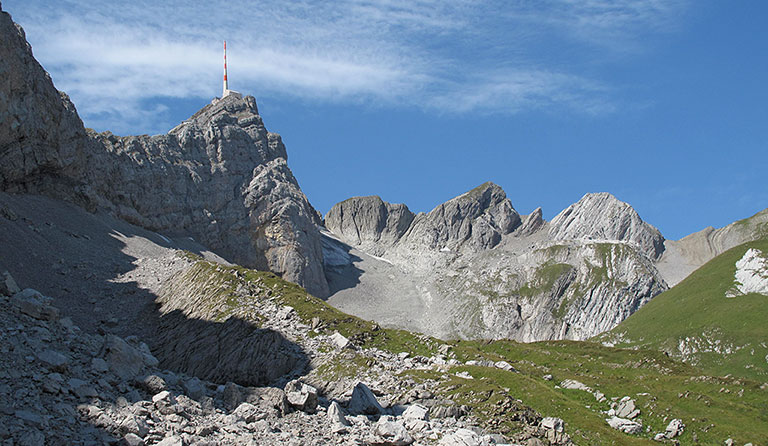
[438,428,493,446]
[374,417,414,446]
[11,289,59,321]
[348,382,383,415]
[402,403,429,421]
[615,397,639,419]
[327,401,350,427]
[284,379,318,413]
[664,418,684,439]
[103,335,146,380]
[549,192,665,260]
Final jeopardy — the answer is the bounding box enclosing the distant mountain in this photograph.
[599,237,768,381]
[656,209,768,286]
[324,185,668,341]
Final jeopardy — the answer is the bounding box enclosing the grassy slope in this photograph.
[447,340,768,446]
[602,238,768,381]
[176,252,768,445]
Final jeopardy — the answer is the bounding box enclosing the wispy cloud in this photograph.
[4,0,687,134]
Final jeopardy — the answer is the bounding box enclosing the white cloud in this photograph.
[3,0,687,133]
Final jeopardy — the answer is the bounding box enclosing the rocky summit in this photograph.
[1,2,767,445]
[0,6,327,297]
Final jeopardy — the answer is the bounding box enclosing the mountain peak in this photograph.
[549,192,665,259]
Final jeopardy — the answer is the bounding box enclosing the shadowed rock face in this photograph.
[0,9,90,197]
[0,8,329,296]
[549,192,665,260]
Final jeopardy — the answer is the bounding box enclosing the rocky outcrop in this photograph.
[517,207,545,236]
[151,260,309,386]
[324,196,414,256]
[549,193,665,260]
[402,182,521,252]
[0,7,328,296]
[436,240,666,341]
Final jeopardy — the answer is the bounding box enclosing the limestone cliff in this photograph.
[0,7,328,296]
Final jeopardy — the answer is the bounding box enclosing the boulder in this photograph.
[232,402,260,423]
[284,379,318,413]
[154,437,183,446]
[615,397,639,419]
[119,416,150,437]
[438,428,493,446]
[402,403,429,421]
[560,379,591,392]
[104,335,145,380]
[11,289,58,320]
[664,418,684,439]
[327,401,350,426]
[330,332,353,350]
[606,416,642,434]
[182,377,206,400]
[1,271,20,296]
[121,433,145,446]
[374,418,413,446]
[348,382,383,415]
[541,417,564,433]
[36,350,70,372]
[152,390,174,404]
[138,375,167,394]
[494,361,517,372]
[91,358,109,373]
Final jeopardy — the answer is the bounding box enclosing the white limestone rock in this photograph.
[615,396,640,419]
[330,331,353,350]
[664,418,684,439]
[728,248,768,297]
[402,403,429,421]
[285,380,318,413]
[606,416,642,434]
[374,418,414,446]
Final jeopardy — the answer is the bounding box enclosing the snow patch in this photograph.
[727,248,768,297]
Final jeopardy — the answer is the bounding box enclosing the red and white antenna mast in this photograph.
[223,40,229,97]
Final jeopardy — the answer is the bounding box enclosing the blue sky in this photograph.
[4,0,767,239]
